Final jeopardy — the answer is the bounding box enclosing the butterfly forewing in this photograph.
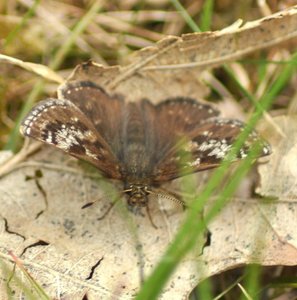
[152,114,271,183]
[20,98,122,179]
[59,81,124,149]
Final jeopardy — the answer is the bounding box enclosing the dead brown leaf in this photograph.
[257,115,297,199]
[1,147,297,299]
[67,6,297,103]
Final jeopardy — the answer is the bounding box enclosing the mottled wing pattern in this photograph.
[20,98,122,179]
[151,98,220,163]
[156,97,220,133]
[59,81,124,149]
[152,101,271,183]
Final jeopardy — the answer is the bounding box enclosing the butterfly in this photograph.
[20,81,271,209]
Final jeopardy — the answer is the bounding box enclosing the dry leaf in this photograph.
[66,6,297,102]
[257,115,297,198]
[1,147,297,300]
[1,6,295,103]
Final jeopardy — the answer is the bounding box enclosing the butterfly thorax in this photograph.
[120,102,154,180]
[122,143,152,176]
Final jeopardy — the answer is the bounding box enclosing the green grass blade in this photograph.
[195,278,213,300]
[0,256,50,300]
[240,265,262,300]
[3,0,41,48]
[170,0,200,32]
[135,51,296,300]
[199,0,214,31]
[4,80,44,151]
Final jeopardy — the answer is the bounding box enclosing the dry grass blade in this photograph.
[0,54,63,83]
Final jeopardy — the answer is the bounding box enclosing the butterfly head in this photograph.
[125,184,151,207]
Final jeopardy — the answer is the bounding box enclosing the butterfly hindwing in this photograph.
[155,97,220,137]
[20,98,122,179]
[145,97,220,165]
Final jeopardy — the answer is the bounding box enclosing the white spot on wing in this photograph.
[46,131,53,143]
[85,148,98,160]
[55,127,85,150]
[263,146,271,155]
[189,157,200,167]
[239,149,248,158]
[207,142,232,158]
[198,139,232,159]
[85,102,93,110]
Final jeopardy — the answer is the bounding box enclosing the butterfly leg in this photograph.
[97,200,118,220]
[145,204,158,229]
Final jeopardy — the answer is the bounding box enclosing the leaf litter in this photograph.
[0,5,297,299]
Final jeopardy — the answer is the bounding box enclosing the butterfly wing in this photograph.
[151,101,271,183]
[156,97,220,134]
[59,81,124,150]
[20,98,122,179]
[147,98,220,165]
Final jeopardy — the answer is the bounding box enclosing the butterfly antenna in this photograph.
[147,189,186,209]
[97,200,118,220]
[82,190,127,220]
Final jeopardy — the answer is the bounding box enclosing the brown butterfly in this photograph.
[20,81,271,209]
